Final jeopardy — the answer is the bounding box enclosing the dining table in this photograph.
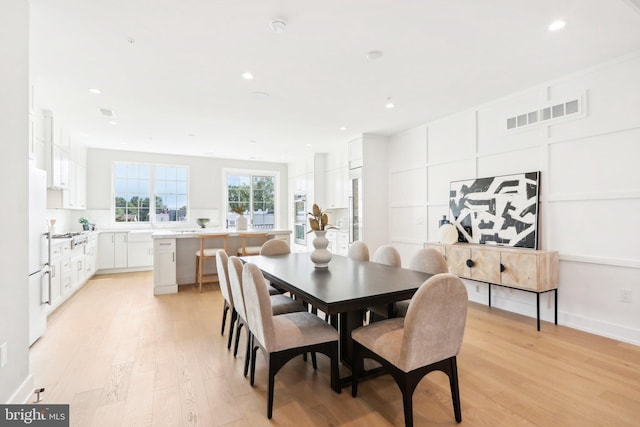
[240,252,434,381]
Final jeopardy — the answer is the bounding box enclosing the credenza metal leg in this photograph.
[555,289,558,325]
[536,293,541,331]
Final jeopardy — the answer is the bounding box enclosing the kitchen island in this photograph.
[152,229,292,295]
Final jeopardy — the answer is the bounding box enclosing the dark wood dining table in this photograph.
[240,253,434,374]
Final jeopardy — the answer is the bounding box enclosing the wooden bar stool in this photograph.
[236,233,270,256]
[195,234,229,292]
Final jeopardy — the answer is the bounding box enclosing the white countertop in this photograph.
[151,229,292,239]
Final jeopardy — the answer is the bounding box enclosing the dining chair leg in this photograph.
[267,356,276,419]
[227,309,237,350]
[330,342,341,394]
[351,342,361,397]
[250,345,259,386]
[221,301,229,335]
[233,322,244,357]
[243,333,252,377]
[311,352,318,370]
[448,356,462,422]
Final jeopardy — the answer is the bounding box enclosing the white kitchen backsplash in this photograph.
[46,209,72,234]
[78,209,222,230]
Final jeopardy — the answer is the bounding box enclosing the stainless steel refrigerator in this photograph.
[28,167,50,346]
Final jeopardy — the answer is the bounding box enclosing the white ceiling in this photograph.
[30,0,640,163]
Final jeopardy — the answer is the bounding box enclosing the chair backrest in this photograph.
[238,233,269,255]
[371,245,401,267]
[409,248,449,275]
[200,234,229,256]
[260,239,290,256]
[400,273,468,371]
[215,250,233,306]
[242,262,276,352]
[347,241,369,261]
[227,256,247,321]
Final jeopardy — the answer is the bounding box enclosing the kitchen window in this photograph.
[225,171,277,229]
[113,162,189,223]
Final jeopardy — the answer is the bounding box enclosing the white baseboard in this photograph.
[7,374,33,404]
[561,312,640,347]
[154,284,178,295]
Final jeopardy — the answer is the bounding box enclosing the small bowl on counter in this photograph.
[196,218,210,228]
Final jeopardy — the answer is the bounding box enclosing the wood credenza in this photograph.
[425,242,559,330]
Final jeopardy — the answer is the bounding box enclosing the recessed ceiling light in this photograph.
[339,126,347,131]
[366,50,383,60]
[548,20,566,31]
[242,71,254,80]
[249,140,257,144]
[251,91,270,101]
[306,144,311,147]
[88,88,101,94]
[108,121,117,125]
[385,98,395,109]
[270,19,287,34]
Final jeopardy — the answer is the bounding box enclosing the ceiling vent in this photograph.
[99,107,115,117]
[506,96,584,131]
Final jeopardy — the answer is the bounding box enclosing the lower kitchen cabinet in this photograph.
[127,231,154,268]
[97,232,128,269]
[153,239,177,295]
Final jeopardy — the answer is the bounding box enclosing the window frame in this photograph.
[111,161,190,225]
[222,168,280,230]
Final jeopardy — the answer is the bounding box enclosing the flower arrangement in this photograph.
[307,203,337,233]
[231,203,246,215]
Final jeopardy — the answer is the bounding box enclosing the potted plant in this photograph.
[232,203,248,230]
[307,204,336,269]
[78,217,91,231]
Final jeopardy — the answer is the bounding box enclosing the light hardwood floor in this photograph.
[30,272,640,426]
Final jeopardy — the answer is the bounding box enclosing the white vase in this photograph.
[236,214,248,230]
[310,230,332,269]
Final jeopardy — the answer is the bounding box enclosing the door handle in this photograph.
[44,270,51,305]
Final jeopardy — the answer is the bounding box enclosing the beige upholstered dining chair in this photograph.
[369,244,402,319]
[259,239,290,256]
[347,241,370,261]
[242,262,341,419]
[215,250,235,347]
[371,244,402,267]
[351,273,468,427]
[258,238,291,296]
[394,247,449,317]
[227,256,305,372]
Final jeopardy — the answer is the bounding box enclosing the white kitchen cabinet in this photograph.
[71,255,84,289]
[62,161,86,210]
[48,241,63,310]
[98,232,128,269]
[127,231,154,267]
[48,144,69,189]
[153,239,177,294]
[325,166,349,209]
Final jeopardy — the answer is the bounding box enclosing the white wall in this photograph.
[86,148,288,230]
[0,0,31,403]
[388,52,640,345]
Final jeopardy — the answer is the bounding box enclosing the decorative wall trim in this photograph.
[388,164,426,175]
[390,238,425,246]
[560,254,640,269]
[547,190,640,202]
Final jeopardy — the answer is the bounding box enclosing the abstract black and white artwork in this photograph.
[449,172,540,249]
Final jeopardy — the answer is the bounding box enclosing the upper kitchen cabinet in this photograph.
[42,109,88,210]
[324,150,349,209]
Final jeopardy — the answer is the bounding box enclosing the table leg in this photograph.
[339,310,365,368]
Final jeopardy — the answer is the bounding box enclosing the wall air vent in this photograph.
[506,97,583,131]
[99,107,115,117]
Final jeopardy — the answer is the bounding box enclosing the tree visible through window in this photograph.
[226,173,275,229]
[114,162,188,223]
